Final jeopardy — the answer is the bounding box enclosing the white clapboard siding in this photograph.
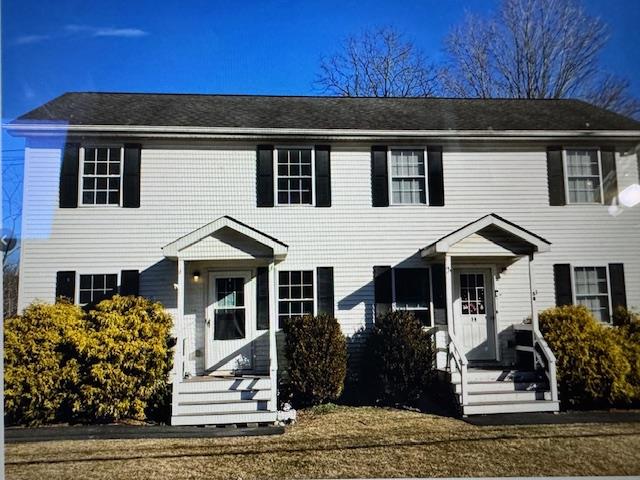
[19,140,640,377]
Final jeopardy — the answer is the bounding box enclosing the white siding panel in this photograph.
[19,141,640,371]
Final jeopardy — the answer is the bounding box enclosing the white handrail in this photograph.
[448,331,469,407]
[532,327,558,403]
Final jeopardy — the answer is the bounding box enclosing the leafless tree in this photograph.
[316,27,440,97]
[443,0,639,118]
[4,263,19,318]
[3,153,22,318]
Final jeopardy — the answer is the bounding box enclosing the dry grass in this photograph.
[6,406,640,479]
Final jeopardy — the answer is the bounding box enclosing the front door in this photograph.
[206,271,254,373]
[453,269,497,361]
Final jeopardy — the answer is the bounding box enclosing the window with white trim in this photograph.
[277,148,313,205]
[565,149,602,204]
[574,266,610,323]
[390,149,427,205]
[81,147,122,205]
[278,270,314,327]
[79,273,118,305]
[393,268,431,326]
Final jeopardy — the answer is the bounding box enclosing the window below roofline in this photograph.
[273,146,316,207]
[77,145,125,208]
[276,268,317,329]
[390,266,434,327]
[387,147,430,206]
[562,147,605,206]
[570,264,613,324]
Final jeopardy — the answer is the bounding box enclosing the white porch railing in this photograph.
[447,331,469,407]
[514,323,558,403]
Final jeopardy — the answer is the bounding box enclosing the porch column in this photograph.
[171,258,185,422]
[528,254,539,331]
[268,261,278,412]
[445,254,454,335]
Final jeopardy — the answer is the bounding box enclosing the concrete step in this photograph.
[463,400,559,415]
[171,410,278,426]
[454,381,548,394]
[462,390,551,403]
[177,377,271,394]
[177,388,272,402]
[451,369,540,384]
[173,399,270,416]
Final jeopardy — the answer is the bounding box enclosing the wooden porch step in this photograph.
[177,376,271,394]
[174,399,270,416]
[177,389,272,402]
[465,390,551,403]
[463,400,559,416]
[450,369,540,384]
[454,380,548,394]
[171,410,278,426]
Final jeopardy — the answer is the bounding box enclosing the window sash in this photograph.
[80,146,123,206]
[573,266,611,323]
[564,149,604,204]
[389,149,427,205]
[277,270,315,327]
[78,273,118,304]
[275,148,314,205]
[391,267,432,326]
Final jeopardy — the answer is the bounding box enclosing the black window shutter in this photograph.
[427,146,445,206]
[371,146,389,207]
[123,145,142,208]
[373,266,392,317]
[60,143,80,208]
[256,267,270,329]
[315,145,331,207]
[600,147,618,205]
[120,270,140,296]
[56,271,76,302]
[431,263,447,320]
[553,264,573,306]
[317,267,335,316]
[608,263,627,310]
[257,145,274,207]
[547,146,566,206]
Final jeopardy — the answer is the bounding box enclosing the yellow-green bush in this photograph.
[4,296,173,425]
[79,295,174,422]
[4,301,87,425]
[282,314,347,407]
[614,307,640,401]
[539,305,634,407]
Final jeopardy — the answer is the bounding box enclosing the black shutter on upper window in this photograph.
[60,143,80,208]
[431,263,447,323]
[373,266,392,318]
[317,267,335,316]
[314,145,331,207]
[608,263,627,310]
[600,147,618,205]
[120,270,140,296]
[257,145,274,207]
[553,264,573,306]
[427,146,445,206]
[123,145,141,208]
[56,271,76,302]
[547,146,566,206]
[371,146,389,207]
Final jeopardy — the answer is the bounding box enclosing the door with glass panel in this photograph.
[206,271,254,373]
[453,269,496,361]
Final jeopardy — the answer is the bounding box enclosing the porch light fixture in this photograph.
[193,270,200,282]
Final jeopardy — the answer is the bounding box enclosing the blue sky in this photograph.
[2,0,640,240]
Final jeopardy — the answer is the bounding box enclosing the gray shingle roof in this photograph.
[11,92,640,131]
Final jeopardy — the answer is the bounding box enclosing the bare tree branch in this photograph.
[316,27,440,97]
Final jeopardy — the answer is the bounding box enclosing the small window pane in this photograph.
[214,310,245,340]
[97,149,108,162]
[96,192,107,204]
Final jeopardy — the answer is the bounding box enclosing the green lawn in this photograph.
[6,406,640,479]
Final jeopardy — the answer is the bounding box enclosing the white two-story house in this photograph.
[9,93,640,423]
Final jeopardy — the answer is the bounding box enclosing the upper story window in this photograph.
[277,148,313,205]
[564,149,603,204]
[389,149,427,205]
[573,266,610,323]
[278,270,314,327]
[81,147,122,206]
[79,273,118,305]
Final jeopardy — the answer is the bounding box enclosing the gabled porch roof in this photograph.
[420,213,551,258]
[162,215,288,260]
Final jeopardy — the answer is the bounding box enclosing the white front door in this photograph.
[206,271,254,373]
[453,269,497,361]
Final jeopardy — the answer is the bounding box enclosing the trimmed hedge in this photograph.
[282,314,347,407]
[361,310,434,405]
[539,305,638,407]
[4,296,173,426]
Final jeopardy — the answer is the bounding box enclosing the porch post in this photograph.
[171,258,185,422]
[268,261,278,412]
[445,254,454,335]
[528,253,539,370]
